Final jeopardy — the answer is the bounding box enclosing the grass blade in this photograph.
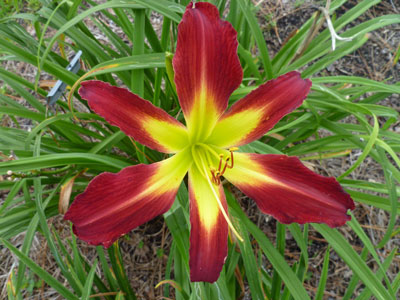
[0,239,78,300]
[81,260,98,300]
[313,224,392,300]
[237,0,273,79]
[226,190,311,300]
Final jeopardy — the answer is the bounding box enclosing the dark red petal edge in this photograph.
[208,71,312,148]
[188,167,228,282]
[64,163,179,248]
[79,80,187,153]
[226,153,355,227]
[173,2,243,119]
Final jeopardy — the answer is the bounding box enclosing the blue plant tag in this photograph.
[46,50,82,105]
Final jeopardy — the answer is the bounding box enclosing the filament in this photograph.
[198,153,243,242]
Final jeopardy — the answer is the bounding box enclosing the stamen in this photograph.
[209,147,239,186]
[220,157,230,175]
[227,147,239,169]
[227,153,234,168]
[214,170,221,185]
[218,154,224,172]
[198,154,243,242]
[210,169,218,185]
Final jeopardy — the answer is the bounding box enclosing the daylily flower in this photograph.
[64,2,355,283]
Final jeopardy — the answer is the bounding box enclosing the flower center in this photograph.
[190,144,243,242]
[210,147,238,185]
[191,143,238,185]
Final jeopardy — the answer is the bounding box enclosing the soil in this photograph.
[1,0,399,299]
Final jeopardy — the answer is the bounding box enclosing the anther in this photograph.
[201,169,243,242]
[210,148,239,185]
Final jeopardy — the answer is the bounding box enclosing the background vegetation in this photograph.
[0,0,399,299]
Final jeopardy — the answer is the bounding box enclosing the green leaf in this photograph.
[108,243,137,300]
[237,0,273,79]
[313,224,392,300]
[226,191,311,300]
[236,221,265,300]
[0,239,78,300]
[348,215,395,298]
[0,179,24,215]
[81,260,98,300]
[312,76,400,94]
[0,153,130,175]
[315,246,330,300]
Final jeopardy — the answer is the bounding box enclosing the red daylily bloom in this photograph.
[64,2,355,283]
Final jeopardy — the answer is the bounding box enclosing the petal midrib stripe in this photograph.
[230,163,346,210]
[80,151,192,227]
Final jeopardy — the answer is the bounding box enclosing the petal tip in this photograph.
[77,80,188,153]
[322,210,353,228]
[224,153,356,228]
[190,270,221,283]
[189,247,227,283]
[70,224,117,248]
[63,156,189,251]
[78,80,110,99]
[173,0,243,128]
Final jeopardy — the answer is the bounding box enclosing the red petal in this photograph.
[64,151,191,247]
[224,153,355,227]
[207,72,311,148]
[188,165,228,282]
[79,81,188,153]
[173,2,243,141]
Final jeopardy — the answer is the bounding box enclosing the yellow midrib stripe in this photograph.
[231,163,344,210]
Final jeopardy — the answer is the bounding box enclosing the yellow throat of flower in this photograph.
[190,144,243,242]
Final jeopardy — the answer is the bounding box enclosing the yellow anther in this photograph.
[211,148,239,184]
[203,146,240,186]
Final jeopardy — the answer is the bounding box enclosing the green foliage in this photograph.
[0,0,399,299]
[0,0,41,19]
